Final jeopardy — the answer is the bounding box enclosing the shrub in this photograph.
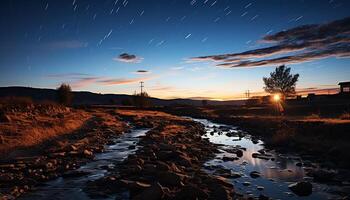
[56,83,73,106]
[340,112,350,120]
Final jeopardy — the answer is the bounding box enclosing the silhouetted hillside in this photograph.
[0,87,245,106]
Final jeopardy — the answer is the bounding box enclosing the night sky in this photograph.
[1,0,350,100]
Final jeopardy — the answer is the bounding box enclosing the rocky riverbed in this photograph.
[1,108,349,199]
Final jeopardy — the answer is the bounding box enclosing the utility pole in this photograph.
[245,90,250,99]
[140,81,144,95]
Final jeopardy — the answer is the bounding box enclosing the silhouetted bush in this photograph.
[132,92,151,108]
[56,83,73,106]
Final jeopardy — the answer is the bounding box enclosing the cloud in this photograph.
[114,53,143,63]
[98,76,153,85]
[171,66,184,70]
[47,40,88,49]
[48,73,155,88]
[190,17,350,68]
[71,77,101,88]
[47,73,91,78]
[150,86,177,91]
[133,70,151,74]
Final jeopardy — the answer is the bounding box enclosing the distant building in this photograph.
[339,81,350,94]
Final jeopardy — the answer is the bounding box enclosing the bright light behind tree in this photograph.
[273,94,281,102]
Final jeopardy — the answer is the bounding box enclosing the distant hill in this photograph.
[0,86,245,106]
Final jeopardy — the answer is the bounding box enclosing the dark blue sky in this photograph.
[1,0,349,99]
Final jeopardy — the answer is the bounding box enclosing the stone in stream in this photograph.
[252,153,270,160]
[257,186,264,191]
[250,171,261,178]
[288,181,312,196]
[242,181,251,186]
[222,156,238,162]
[235,149,243,157]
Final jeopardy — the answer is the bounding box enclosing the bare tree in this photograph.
[57,83,73,106]
[263,65,299,98]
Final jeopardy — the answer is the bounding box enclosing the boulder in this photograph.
[288,181,312,196]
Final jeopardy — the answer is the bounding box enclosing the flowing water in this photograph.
[20,128,149,200]
[192,118,344,200]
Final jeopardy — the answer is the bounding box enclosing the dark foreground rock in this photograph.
[288,181,313,196]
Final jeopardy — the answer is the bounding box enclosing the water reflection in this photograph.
[192,118,340,200]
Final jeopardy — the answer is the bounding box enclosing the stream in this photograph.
[17,117,346,199]
[192,118,345,200]
[19,128,149,200]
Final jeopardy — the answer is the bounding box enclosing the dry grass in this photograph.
[0,104,92,155]
[0,96,33,109]
[116,109,188,121]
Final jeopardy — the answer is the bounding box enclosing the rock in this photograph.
[222,156,237,162]
[252,153,259,158]
[0,135,5,144]
[307,169,335,183]
[0,112,11,123]
[214,168,232,178]
[157,171,184,187]
[250,171,261,178]
[175,185,208,200]
[242,181,251,186]
[235,150,243,157]
[257,186,264,191]
[258,149,265,154]
[83,149,94,158]
[259,194,270,200]
[288,181,312,196]
[132,183,165,200]
[230,172,242,179]
[70,145,78,151]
